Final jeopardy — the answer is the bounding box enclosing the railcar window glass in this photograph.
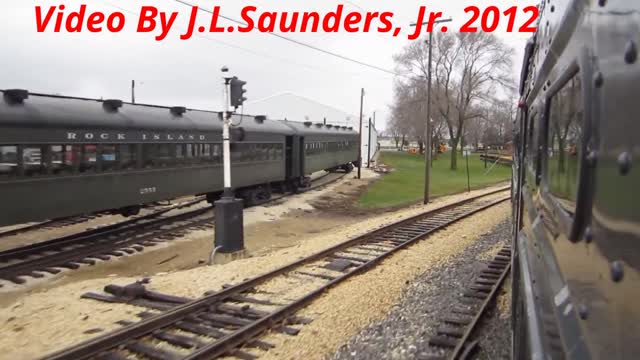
[194,144,204,160]
[157,144,172,167]
[230,143,241,162]
[120,144,138,169]
[246,144,255,162]
[203,144,211,160]
[0,145,18,178]
[101,145,118,171]
[266,144,273,160]
[274,143,283,160]
[263,144,270,161]
[175,144,184,160]
[22,146,44,176]
[142,144,157,168]
[526,113,537,169]
[212,144,221,163]
[547,73,583,213]
[80,145,97,173]
[255,144,262,161]
[50,145,73,175]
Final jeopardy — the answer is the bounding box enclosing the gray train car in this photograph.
[283,121,359,175]
[512,0,640,358]
[0,91,359,227]
[0,91,292,226]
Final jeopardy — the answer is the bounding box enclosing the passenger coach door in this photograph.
[298,137,305,177]
[285,136,293,179]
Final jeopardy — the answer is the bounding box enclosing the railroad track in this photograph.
[0,213,110,239]
[0,172,346,287]
[0,198,205,241]
[43,187,509,360]
[426,245,511,359]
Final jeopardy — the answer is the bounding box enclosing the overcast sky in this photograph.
[1,0,537,131]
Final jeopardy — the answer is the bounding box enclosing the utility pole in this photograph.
[410,17,452,205]
[357,88,364,179]
[214,67,246,255]
[367,117,372,168]
[131,80,135,104]
[465,149,471,192]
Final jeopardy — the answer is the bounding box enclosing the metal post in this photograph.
[409,17,451,205]
[222,79,232,192]
[424,32,433,205]
[484,146,488,168]
[131,80,135,104]
[214,69,244,254]
[357,88,364,179]
[367,117,372,168]
[466,149,471,192]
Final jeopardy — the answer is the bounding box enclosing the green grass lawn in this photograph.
[359,151,512,208]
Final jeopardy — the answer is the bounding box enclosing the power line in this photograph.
[172,0,400,76]
[105,1,395,81]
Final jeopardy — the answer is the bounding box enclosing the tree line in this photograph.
[387,32,517,170]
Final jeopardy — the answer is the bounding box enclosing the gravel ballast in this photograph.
[331,218,513,360]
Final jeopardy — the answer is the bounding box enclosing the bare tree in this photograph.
[394,32,514,169]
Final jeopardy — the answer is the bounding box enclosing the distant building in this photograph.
[244,92,358,128]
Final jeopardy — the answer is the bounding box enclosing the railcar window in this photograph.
[157,144,172,167]
[526,113,537,170]
[254,144,263,161]
[246,144,256,162]
[212,144,221,163]
[203,144,211,160]
[79,145,97,173]
[50,145,74,174]
[547,73,583,213]
[185,144,194,160]
[101,145,118,171]
[175,144,185,160]
[120,144,138,169]
[22,146,44,176]
[0,145,18,178]
[230,143,242,162]
[266,144,272,159]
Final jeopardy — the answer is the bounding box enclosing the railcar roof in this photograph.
[0,91,292,134]
[280,120,358,136]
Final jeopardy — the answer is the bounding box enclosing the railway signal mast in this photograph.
[214,67,246,255]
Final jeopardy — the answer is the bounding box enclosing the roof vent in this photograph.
[255,115,266,123]
[303,121,312,127]
[102,99,123,112]
[3,89,29,104]
[170,106,187,116]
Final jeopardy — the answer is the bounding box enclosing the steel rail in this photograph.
[0,172,347,284]
[42,187,509,360]
[0,197,205,262]
[449,259,511,359]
